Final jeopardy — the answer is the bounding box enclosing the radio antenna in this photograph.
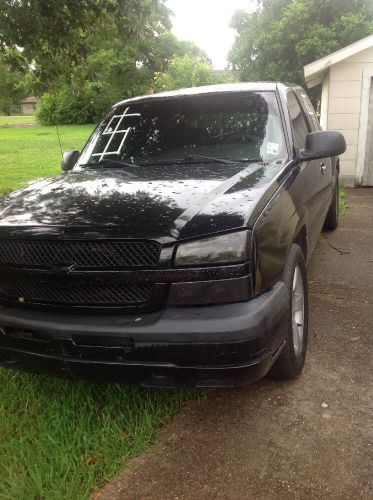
[55,124,63,158]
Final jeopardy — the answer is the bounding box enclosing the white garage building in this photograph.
[304,34,373,186]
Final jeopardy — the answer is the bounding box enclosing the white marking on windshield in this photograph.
[92,107,141,161]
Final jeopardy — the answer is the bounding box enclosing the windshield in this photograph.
[78,91,286,167]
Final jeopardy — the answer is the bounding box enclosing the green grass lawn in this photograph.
[0,124,94,196]
[0,123,206,498]
[339,185,348,217]
[0,369,204,499]
[0,115,36,125]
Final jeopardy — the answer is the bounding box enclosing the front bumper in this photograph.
[0,282,290,388]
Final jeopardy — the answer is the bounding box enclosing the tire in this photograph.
[324,177,339,231]
[270,244,308,380]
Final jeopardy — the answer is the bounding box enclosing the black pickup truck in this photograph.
[0,83,345,388]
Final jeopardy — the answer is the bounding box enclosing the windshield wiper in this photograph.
[184,154,242,165]
[234,158,268,164]
[140,159,184,166]
[80,159,140,169]
[184,154,267,165]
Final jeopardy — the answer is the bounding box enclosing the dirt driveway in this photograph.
[101,188,373,500]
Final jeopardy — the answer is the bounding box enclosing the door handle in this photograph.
[320,162,327,174]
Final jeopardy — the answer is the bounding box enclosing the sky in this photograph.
[166,0,257,69]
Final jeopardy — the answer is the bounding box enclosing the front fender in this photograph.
[252,166,308,292]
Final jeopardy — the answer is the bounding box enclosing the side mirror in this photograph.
[300,131,346,161]
[61,150,80,171]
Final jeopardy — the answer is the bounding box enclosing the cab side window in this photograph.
[287,91,310,151]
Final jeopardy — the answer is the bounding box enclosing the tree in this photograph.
[1,1,235,123]
[142,33,212,73]
[0,51,31,115]
[154,55,236,92]
[228,0,373,87]
[0,1,212,100]
[0,0,173,90]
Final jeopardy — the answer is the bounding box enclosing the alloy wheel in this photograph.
[292,264,305,357]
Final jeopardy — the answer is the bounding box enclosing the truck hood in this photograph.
[0,162,283,240]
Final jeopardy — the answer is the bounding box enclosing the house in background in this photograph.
[21,96,39,115]
[304,34,373,186]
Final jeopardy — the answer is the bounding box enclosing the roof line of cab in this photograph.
[113,82,301,108]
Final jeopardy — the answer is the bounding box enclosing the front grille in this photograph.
[0,278,152,307]
[0,240,160,269]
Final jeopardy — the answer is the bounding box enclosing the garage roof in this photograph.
[304,34,373,88]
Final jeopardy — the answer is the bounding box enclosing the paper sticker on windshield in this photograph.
[267,142,279,155]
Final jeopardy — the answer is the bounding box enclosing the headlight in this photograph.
[175,231,250,267]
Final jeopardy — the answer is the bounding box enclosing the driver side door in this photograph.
[287,90,332,251]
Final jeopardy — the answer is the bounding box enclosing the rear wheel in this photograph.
[324,177,339,231]
[270,244,308,379]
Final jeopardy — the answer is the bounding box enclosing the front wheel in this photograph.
[270,244,308,379]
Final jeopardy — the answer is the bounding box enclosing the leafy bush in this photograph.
[37,84,113,125]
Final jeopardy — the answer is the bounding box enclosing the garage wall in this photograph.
[327,46,373,185]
